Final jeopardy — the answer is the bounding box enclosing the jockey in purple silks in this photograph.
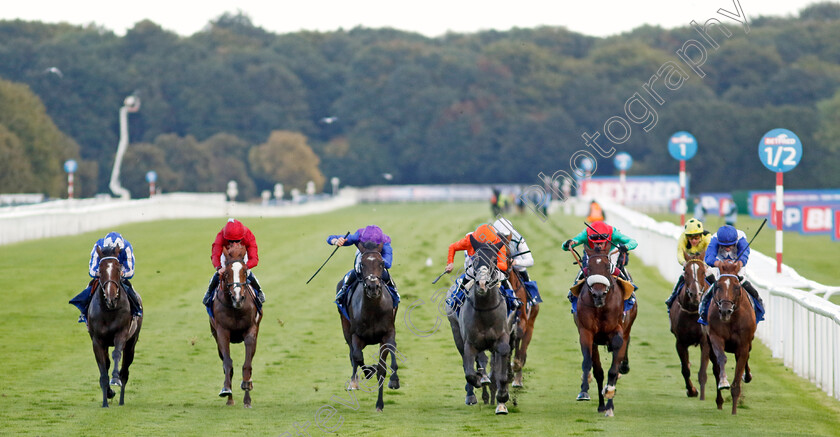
[327,225,399,317]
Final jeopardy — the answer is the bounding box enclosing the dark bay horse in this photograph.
[507,266,539,388]
[702,261,756,414]
[339,242,399,412]
[448,240,512,415]
[209,242,261,407]
[573,247,636,417]
[668,253,710,399]
[87,244,142,407]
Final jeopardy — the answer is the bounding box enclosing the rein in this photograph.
[465,287,504,312]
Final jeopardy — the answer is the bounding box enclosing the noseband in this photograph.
[222,260,249,299]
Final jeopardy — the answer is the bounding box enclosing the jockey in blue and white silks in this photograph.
[698,225,764,324]
[70,231,143,323]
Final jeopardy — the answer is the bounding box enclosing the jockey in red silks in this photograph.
[203,218,265,308]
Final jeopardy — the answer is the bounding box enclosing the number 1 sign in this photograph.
[759,128,803,273]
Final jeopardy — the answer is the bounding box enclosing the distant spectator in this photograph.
[693,197,706,224]
[723,200,738,226]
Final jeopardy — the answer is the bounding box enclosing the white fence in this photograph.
[587,198,840,401]
[0,191,357,246]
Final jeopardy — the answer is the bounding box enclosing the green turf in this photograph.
[1,203,839,436]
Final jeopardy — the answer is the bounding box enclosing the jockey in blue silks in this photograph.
[698,225,765,325]
[69,231,143,323]
[327,225,400,319]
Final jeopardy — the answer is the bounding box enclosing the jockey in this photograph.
[698,225,765,324]
[202,218,265,307]
[69,231,143,323]
[586,200,606,224]
[492,217,542,304]
[664,218,712,312]
[444,224,513,313]
[562,220,638,312]
[328,225,399,313]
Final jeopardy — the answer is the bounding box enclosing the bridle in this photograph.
[360,250,385,299]
[97,256,122,306]
[712,273,741,312]
[680,259,706,313]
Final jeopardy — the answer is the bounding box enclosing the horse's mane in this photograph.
[101,245,120,257]
[361,241,380,251]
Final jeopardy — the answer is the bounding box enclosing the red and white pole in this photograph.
[679,160,686,226]
[67,172,74,199]
[619,169,626,205]
[149,181,156,197]
[775,171,783,273]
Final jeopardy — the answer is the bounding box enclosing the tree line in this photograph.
[1,4,839,199]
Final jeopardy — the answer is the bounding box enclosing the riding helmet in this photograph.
[716,225,738,245]
[685,218,704,236]
[473,224,501,244]
[223,218,246,241]
[586,221,613,244]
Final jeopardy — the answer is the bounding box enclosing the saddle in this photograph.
[569,276,634,301]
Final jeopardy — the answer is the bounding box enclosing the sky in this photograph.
[0,0,829,38]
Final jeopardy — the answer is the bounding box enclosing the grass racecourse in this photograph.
[2,202,839,436]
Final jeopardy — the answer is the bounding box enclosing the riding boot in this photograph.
[519,269,531,282]
[70,281,95,322]
[665,275,686,312]
[335,270,357,307]
[697,288,713,325]
[122,279,143,317]
[248,272,265,303]
[385,277,400,308]
[741,279,765,322]
[203,272,220,306]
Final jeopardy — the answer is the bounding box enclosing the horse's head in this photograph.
[470,241,502,297]
[359,242,385,299]
[224,241,246,260]
[681,254,707,309]
[222,259,249,309]
[584,246,613,308]
[96,245,123,310]
[713,262,742,322]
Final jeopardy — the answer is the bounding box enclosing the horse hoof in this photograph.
[388,379,400,390]
[718,378,731,390]
[244,403,252,409]
[743,373,752,383]
[479,375,491,386]
[688,388,699,398]
[495,403,508,415]
[465,395,477,405]
[376,407,383,413]
[109,378,122,387]
[602,385,616,400]
[362,366,376,380]
[576,391,590,401]
[512,381,523,388]
[219,388,232,397]
[604,408,614,417]
[107,388,116,399]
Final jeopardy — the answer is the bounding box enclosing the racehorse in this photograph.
[507,265,539,388]
[668,253,711,399]
[339,242,400,412]
[448,239,512,415]
[701,261,756,414]
[572,246,636,417]
[86,244,142,408]
[209,242,261,407]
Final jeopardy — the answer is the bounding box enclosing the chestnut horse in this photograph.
[668,253,710,399]
[701,261,756,414]
[507,266,539,388]
[339,242,400,412]
[86,244,142,407]
[209,242,261,407]
[573,246,636,417]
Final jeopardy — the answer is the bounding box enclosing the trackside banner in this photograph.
[581,176,682,209]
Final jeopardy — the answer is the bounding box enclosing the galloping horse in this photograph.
[87,244,142,408]
[668,253,711,399]
[507,265,539,388]
[209,242,261,407]
[572,246,636,417]
[701,261,756,414]
[448,240,512,415]
[339,241,399,412]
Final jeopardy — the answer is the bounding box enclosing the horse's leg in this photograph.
[465,382,477,405]
[708,334,729,391]
[698,332,710,401]
[707,335,724,410]
[110,334,127,388]
[592,346,606,412]
[514,304,539,388]
[477,352,490,404]
[494,336,511,412]
[577,330,594,401]
[241,330,258,408]
[92,339,111,408]
[216,330,235,405]
[375,342,388,412]
[463,342,481,389]
[731,346,751,415]
[676,339,698,397]
[605,331,624,399]
[619,336,631,374]
[118,334,138,406]
[351,334,373,380]
[387,338,400,390]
